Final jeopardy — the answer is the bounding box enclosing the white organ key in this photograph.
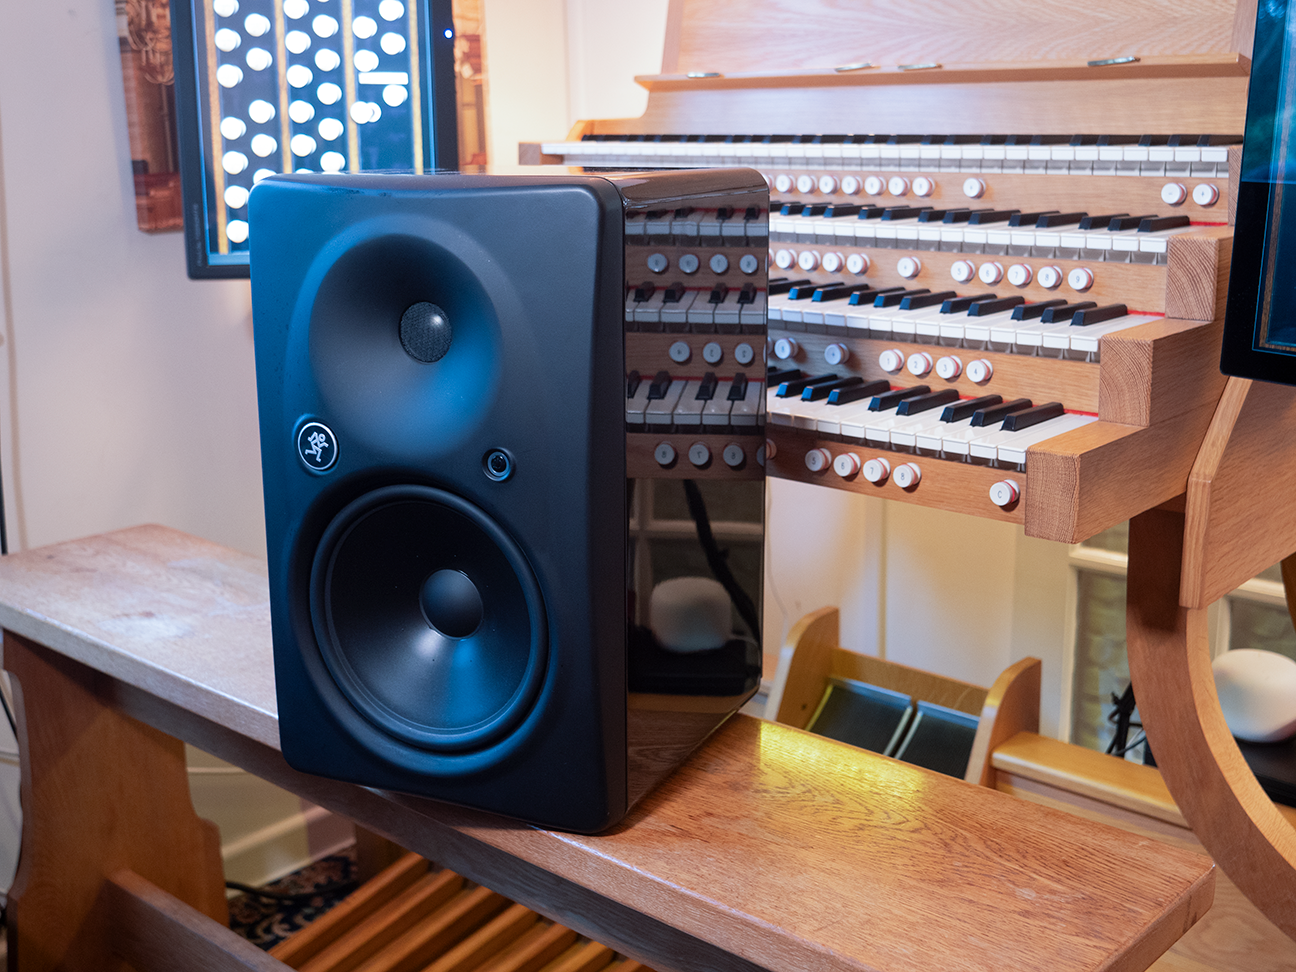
[673,380,707,429]
[703,381,737,427]
[729,378,762,428]
[645,379,687,426]
[973,413,1097,466]
[1041,312,1160,354]
[660,290,698,328]
[632,289,668,324]
[816,397,879,436]
[626,377,652,425]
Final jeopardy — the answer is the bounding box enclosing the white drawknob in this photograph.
[764,438,777,460]
[821,252,845,273]
[773,337,799,360]
[950,260,976,284]
[897,256,922,279]
[862,457,891,484]
[773,174,793,194]
[841,175,862,195]
[1067,267,1094,292]
[669,341,691,363]
[1193,183,1220,206]
[978,261,1004,285]
[907,351,933,376]
[1006,263,1033,287]
[935,355,962,380]
[1037,265,1063,290]
[878,348,905,373]
[966,358,993,383]
[1160,182,1187,206]
[824,343,850,365]
[654,442,676,466]
[703,341,723,364]
[796,174,816,194]
[888,176,910,196]
[833,452,862,478]
[846,252,870,275]
[734,342,754,365]
[722,443,745,468]
[688,442,712,467]
[818,175,839,194]
[912,176,934,197]
[863,175,885,196]
[892,462,922,489]
[756,444,767,466]
[797,250,821,271]
[774,249,796,270]
[963,177,986,199]
[989,479,1021,507]
[805,448,832,472]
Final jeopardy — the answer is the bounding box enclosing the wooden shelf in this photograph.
[0,525,1216,972]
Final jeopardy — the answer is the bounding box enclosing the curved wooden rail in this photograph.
[1126,377,1296,939]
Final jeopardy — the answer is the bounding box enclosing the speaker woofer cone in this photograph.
[310,485,547,752]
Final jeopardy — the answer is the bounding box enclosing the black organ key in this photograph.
[708,284,729,304]
[919,208,970,222]
[1011,299,1069,321]
[1137,134,1172,146]
[823,204,864,218]
[813,284,869,301]
[1029,134,1072,145]
[1007,210,1060,227]
[896,388,961,415]
[1069,134,1101,146]
[886,134,924,144]
[942,208,993,224]
[780,203,806,216]
[1108,214,1158,231]
[647,371,673,400]
[870,385,932,411]
[767,367,802,387]
[851,286,904,304]
[941,395,1004,422]
[633,282,656,301]
[828,380,891,405]
[737,283,756,304]
[941,293,997,313]
[967,296,1026,316]
[980,135,1009,145]
[1139,215,1192,232]
[1035,212,1087,228]
[971,398,1033,427]
[1001,402,1066,431]
[663,282,687,302]
[744,206,760,222]
[1071,304,1128,326]
[899,290,958,310]
[769,278,812,295]
[1078,212,1130,230]
[874,288,932,308]
[803,376,866,401]
[857,206,890,220]
[799,203,830,216]
[1096,135,1140,145]
[967,210,1021,225]
[943,134,983,144]
[728,373,749,400]
[789,281,839,300]
[1040,301,1098,324]
[777,372,840,397]
[626,371,642,398]
[697,372,719,400]
[882,206,934,220]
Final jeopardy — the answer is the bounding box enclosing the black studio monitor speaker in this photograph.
[250,169,768,831]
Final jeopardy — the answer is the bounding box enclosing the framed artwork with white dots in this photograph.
[171,0,459,278]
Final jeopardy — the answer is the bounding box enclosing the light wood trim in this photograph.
[1165,226,1234,323]
[545,942,616,972]
[772,606,838,729]
[2,630,228,972]
[964,660,1041,787]
[270,853,430,969]
[831,651,987,716]
[351,886,510,972]
[993,732,1187,827]
[297,870,465,972]
[660,0,684,75]
[419,902,538,972]
[636,54,1250,92]
[1181,377,1296,608]
[1099,318,1225,427]
[1232,0,1259,58]
[106,870,290,972]
[474,921,579,972]
[1127,507,1296,941]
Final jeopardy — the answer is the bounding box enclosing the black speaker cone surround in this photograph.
[310,485,547,752]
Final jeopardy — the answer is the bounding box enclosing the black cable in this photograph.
[224,879,357,903]
[680,479,761,640]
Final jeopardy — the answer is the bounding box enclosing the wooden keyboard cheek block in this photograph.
[0,526,1216,972]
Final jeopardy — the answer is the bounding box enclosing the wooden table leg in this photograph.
[3,631,228,971]
[1126,508,1296,940]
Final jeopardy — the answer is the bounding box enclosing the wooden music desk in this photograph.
[0,526,1214,972]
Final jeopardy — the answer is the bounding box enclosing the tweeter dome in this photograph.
[250,170,767,831]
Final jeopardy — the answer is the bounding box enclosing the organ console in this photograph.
[525,2,1248,545]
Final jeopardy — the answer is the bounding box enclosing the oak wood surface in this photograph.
[1098,318,1225,427]
[1165,227,1233,323]
[964,658,1041,787]
[1126,507,1296,940]
[106,870,288,972]
[0,526,1218,972]
[1180,377,1296,608]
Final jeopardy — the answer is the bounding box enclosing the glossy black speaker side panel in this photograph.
[250,173,627,831]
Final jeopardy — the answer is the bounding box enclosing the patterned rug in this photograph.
[228,845,358,950]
